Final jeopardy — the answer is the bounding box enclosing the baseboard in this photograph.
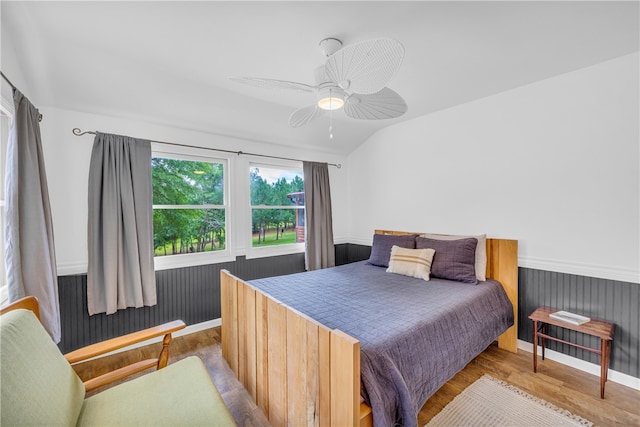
[68,318,222,364]
[517,339,640,391]
[174,318,222,338]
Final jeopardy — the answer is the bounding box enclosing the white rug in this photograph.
[425,375,593,427]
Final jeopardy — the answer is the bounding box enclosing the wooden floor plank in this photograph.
[73,329,639,427]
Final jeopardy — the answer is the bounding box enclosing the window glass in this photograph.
[152,156,227,257]
[250,166,304,248]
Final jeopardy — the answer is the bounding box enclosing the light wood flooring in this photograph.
[72,327,640,427]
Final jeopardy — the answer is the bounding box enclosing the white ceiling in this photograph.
[2,1,638,154]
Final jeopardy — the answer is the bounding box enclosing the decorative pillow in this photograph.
[367,234,417,268]
[386,246,436,281]
[416,236,478,284]
[424,233,487,281]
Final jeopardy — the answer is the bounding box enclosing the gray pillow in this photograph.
[416,236,478,284]
[367,234,417,268]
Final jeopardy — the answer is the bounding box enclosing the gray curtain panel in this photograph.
[87,132,156,315]
[5,89,61,342]
[303,161,335,270]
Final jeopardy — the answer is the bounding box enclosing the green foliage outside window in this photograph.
[152,157,226,256]
[250,167,304,247]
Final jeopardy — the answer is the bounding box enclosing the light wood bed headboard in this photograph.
[375,229,518,352]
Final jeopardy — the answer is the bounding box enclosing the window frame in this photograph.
[151,147,233,270]
[245,161,305,260]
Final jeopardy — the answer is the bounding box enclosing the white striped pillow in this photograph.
[386,245,436,281]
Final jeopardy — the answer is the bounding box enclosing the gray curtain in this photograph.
[303,161,335,270]
[87,132,156,315]
[5,89,61,342]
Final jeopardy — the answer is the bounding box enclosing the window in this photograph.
[0,96,13,306]
[152,154,227,259]
[250,165,304,248]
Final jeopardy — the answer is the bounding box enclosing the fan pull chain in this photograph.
[329,88,334,139]
[329,112,334,139]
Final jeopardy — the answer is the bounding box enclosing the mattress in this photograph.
[249,261,514,427]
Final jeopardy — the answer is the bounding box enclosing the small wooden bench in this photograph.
[529,306,614,399]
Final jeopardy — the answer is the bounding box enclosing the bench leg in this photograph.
[600,339,611,399]
[532,320,538,373]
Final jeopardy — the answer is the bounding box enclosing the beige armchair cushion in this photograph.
[78,356,236,426]
[1,309,86,426]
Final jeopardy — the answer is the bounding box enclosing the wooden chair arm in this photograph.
[65,320,186,364]
[0,296,40,320]
[83,358,159,392]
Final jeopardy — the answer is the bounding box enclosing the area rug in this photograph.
[425,375,593,427]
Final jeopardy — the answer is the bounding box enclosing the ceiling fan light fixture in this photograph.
[232,37,407,127]
[317,88,344,110]
[317,96,344,110]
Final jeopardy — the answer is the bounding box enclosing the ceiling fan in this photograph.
[231,37,408,132]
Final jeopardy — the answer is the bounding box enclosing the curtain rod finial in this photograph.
[73,128,95,136]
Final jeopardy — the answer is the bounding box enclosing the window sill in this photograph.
[153,251,235,271]
[244,243,305,260]
[56,245,304,276]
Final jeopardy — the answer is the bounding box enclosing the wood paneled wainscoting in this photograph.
[57,253,308,353]
[518,267,639,380]
[57,244,368,354]
[57,245,638,383]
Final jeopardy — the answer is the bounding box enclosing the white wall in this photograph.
[38,107,349,275]
[2,13,349,275]
[1,3,35,102]
[347,53,639,283]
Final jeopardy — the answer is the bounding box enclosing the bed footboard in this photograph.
[221,270,369,427]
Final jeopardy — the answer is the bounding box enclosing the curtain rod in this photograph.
[1,71,44,122]
[72,128,341,168]
[1,71,16,90]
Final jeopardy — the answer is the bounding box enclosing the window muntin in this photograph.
[250,166,304,248]
[152,155,227,257]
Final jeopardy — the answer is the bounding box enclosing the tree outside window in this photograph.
[152,156,227,257]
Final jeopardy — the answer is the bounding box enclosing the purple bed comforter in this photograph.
[249,261,513,427]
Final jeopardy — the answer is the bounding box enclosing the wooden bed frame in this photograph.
[221,230,518,427]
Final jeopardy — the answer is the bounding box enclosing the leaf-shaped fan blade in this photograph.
[289,105,325,128]
[230,77,315,93]
[344,87,408,120]
[325,38,405,95]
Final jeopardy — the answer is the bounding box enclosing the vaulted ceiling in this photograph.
[2,1,638,154]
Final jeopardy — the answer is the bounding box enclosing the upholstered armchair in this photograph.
[1,297,236,426]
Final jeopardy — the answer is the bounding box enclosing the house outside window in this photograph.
[286,191,305,243]
[249,165,304,249]
[151,153,228,264]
